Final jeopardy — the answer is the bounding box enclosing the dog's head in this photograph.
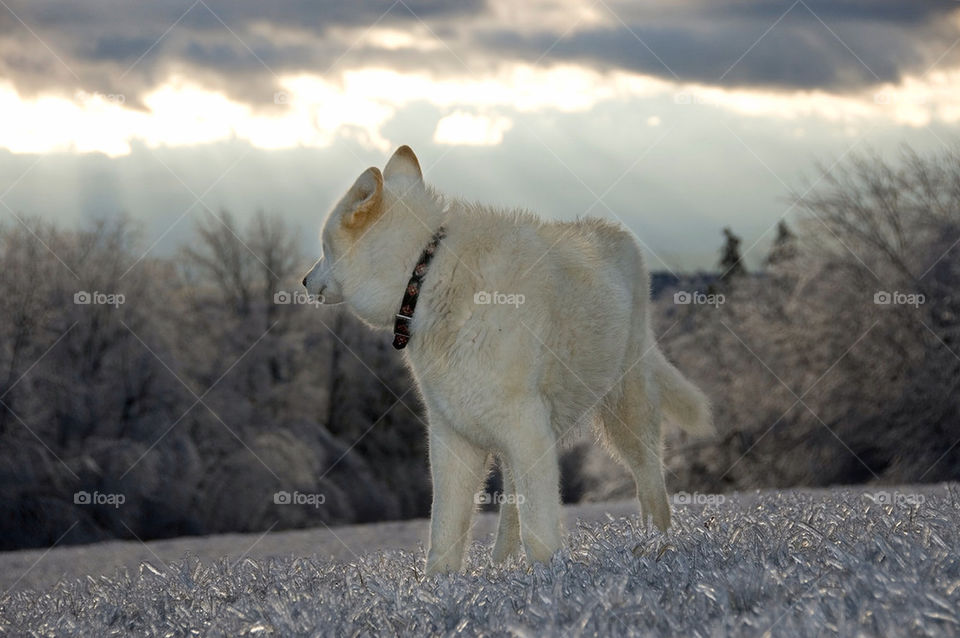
[302,145,428,319]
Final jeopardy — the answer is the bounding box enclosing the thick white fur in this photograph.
[303,146,713,575]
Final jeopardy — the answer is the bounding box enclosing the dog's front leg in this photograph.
[425,423,487,576]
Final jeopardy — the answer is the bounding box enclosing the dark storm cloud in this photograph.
[0,0,489,107]
[709,0,952,23]
[0,0,959,108]
[479,0,960,89]
[480,22,894,89]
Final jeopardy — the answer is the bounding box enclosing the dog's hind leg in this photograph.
[425,422,488,575]
[600,367,671,531]
[491,462,521,563]
[503,399,563,565]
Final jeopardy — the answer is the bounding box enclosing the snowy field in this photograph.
[1,484,958,637]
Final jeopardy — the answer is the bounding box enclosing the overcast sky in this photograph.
[2,0,960,271]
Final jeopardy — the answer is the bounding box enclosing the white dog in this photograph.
[303,146,713,575]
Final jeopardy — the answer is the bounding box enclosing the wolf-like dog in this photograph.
[303,146,713,575]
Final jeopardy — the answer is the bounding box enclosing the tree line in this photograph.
[2,146,959,550]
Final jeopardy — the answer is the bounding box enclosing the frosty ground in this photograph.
[1,484,958,637]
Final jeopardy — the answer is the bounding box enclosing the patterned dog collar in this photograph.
[392,227,446,350]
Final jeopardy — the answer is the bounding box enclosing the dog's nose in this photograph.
[301,276,307,287]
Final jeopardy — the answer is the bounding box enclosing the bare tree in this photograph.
[585,146,960,500]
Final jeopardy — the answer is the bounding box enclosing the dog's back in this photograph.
[421,205,647,434]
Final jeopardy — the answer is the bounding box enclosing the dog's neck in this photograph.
[343,191,451,330]
[391,227,446,349]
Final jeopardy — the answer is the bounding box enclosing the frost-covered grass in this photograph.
[2,485,959,637]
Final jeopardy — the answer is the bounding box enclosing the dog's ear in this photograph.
[384,145,422,183]
[342,167,383,231]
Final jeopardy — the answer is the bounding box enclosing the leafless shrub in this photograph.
[0,212,430,549]
[616,146,960,497]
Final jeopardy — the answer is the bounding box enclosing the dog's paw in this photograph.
[424,556,460,577]
[491,539,520,564]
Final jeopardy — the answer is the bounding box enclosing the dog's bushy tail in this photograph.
[653,349,714,436]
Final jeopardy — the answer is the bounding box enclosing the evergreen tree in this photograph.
[718,226,746,282]
[765,220,797,267]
